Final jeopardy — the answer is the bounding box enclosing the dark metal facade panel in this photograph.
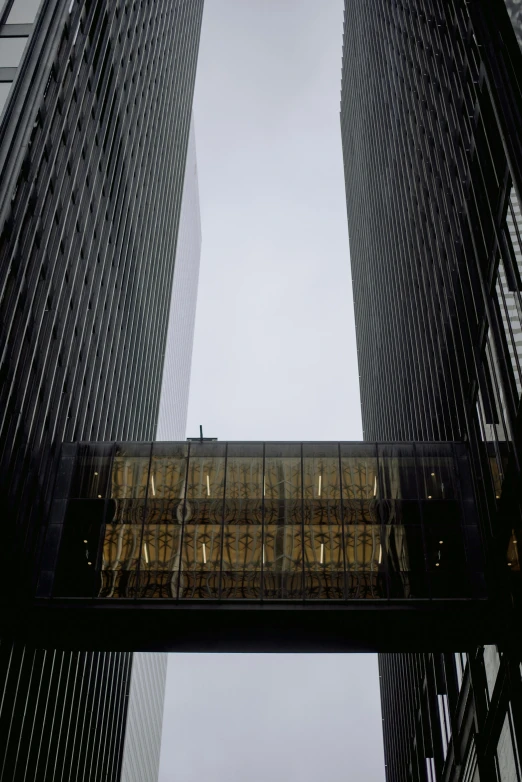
[0,643,132,781]
[0,0,203,780]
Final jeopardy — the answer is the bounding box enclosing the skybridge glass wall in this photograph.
[46,441,485,602]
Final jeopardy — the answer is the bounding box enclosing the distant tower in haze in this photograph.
[157,114,202,441]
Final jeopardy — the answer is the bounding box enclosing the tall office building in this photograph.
[341,1,522,781]
[120,654,169,782]
[0,0,203,779]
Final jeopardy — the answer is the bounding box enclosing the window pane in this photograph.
[496,708,520,782]
[54,499,105,597]
[149,443,188,499]
[186,445,225,500]
[111,457,150,499]
[224,444,263,524]
[263,524,302,599]
[380,500,422,525]
[379,444,418,498]
[7,0,42,22]
[303,524,344,599]
[98,523,140,598]
[71,443,112,498]
[179,524,221,598]
[221,524,262,599]
[384,525,427,598]
[0,36,28,67]
[340,444,378,500]
[264,444,301,500]
[415,444,457,499]
[0,82,13,117]
[137,525,181,598]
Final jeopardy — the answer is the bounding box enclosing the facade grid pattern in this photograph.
[0,0,203,779]
[341,1,522,782]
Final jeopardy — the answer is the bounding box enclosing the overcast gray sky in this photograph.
[158,2,384,781]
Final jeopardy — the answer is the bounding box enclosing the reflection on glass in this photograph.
[507,529,520,571]
[138,525,181,598]
[379,444,417,498]
[111,457,150,499]
[179,525,221,598]
[99,523,140,598]
[71,444,112,498]
[415,444,457,499]
[385,525,426,598]
[55,442,483,603]
[221,524,262,598]
[149,445,187,500]
[341,452,378,500]
[263,525,302,599]
[225,446,263,524]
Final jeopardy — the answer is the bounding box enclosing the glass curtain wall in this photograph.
[54,442,484,602]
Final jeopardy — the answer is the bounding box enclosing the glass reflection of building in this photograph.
[50,441,484,608]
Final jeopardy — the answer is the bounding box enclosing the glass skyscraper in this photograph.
[0,0,204,779]
[120,654,168,782]
[341,0,522,781]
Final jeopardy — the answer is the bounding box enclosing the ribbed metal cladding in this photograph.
[341,0,522,453]
[341,2,522,782]
[0,644,132,782]
[0,0,203,780]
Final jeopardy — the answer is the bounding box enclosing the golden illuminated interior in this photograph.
[57,443,481,601]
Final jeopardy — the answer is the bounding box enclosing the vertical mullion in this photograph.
[176,441,190,601]
[134,442,153,600]
[218,443,228,600]
[300,442,305,602]
[338,442,348,602]
[260,442,265,602]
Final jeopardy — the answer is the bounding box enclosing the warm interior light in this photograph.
[94,471,98,476]
[508,562,512,566]
[439,540,443,544]
[83,539,88,543]
[151,474,156,496]
[320,543,324,564]
[143,542,149,564]
[87,561,92,566]
[202,542,207,564]
[435,563,440,567]
[318,475,322,497]
[98,494,102,498]
[206,475,210,496]
[431,472,435,476]
[428,495,432,499]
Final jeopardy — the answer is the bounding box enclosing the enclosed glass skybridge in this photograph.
[29,441,504,652]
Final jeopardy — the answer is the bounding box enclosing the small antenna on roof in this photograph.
[186,425,218,442]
